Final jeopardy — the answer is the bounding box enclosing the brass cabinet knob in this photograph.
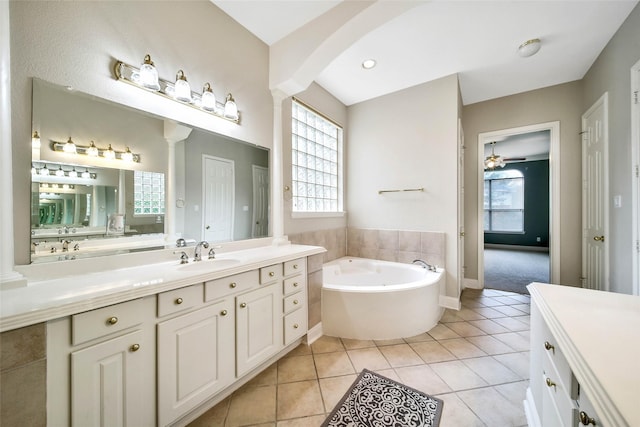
[545,377,556,389]
[240,302,247,308]
[293,323,299,329]
[293,300,299,305]
[269,271,275,277]
[130,344,140,352]
[221,310,228,316]
[107,317,118,325]
[175,297,183,305]
[230,282,237,288]
[593,235,605,242]
[293,282,299,287]
[293,264,298,269]
[579,411,596,425]
[544,341,555,352]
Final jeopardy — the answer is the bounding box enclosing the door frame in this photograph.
[477,121,561,287]
[581,92,609,291]
[631,59,640,296]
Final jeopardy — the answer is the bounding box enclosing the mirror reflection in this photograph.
[31,79,270,263]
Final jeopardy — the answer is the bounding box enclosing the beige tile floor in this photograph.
[189,288,531,427]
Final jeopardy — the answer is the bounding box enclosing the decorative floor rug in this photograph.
[321,369,443,427]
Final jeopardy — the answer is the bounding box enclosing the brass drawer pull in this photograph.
[293,300,299,305]
[545,377,556,389]
[544,341,555,352]
[579,411,596,425]
[230,282,237,288]
[293,323,299,329]
[293,282,299,287]
[293,264,298,269]
[269,271,275,277]
[240,302,247,308]
[221,309,228,316]
[130,344,140,352]
[107,317,118,325]
[175,297,183,305]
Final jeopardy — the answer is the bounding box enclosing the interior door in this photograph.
[581,93,609,291]
[203,156,234,243]
[252,165,269,238]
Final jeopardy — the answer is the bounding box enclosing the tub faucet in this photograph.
[412,259,437,272]
[194,241,209,262]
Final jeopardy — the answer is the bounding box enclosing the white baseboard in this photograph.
[464,278,481,289]
[439,295,461,310]
[305,322,323,345]
[524,387,540,427]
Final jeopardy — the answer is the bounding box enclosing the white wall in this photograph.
[347,75,461,297]
[582,4,640,295]
[10,1,272,264]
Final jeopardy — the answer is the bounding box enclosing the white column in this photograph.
[165,140,177,238]
[118,170,126,214]
[271,89,288,245]
[0,1,25,286]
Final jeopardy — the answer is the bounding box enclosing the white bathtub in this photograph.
[321,257,445,340]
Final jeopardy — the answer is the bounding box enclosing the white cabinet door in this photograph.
[157,301,234,427]
[236,284,282,377]
[71,329,150,427]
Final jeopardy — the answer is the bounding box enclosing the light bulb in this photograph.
[201,83,216,112]
[81,169,91,179]
[63,137,77,154]
[174,70,192,103]
[69,168,78,178]
[103,144,116,160]
[32,131,41,149]
[86,141,99,157]
[139,54,160,91]
[121,147,134,162]
[224,93,238,120]
[39,165,50,176]
[55,166,65,177]
[31,165,38,175]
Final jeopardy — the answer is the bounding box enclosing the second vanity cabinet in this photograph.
[47,254,311,427]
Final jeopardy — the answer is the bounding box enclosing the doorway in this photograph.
[202,155,235,243]
[478,122,561,292]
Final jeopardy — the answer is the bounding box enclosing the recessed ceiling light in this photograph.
[362,59,377,70]
[517,38,541,57]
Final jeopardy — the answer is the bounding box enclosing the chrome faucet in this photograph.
[178,251,189,264]
[176,238,186,248]
[412,259,437,272]
[194,241,209,262]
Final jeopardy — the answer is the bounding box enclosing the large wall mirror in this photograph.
[31,79,270,263]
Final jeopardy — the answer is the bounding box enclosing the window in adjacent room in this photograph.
[484,169,524,232]
[133,170,165,216]
[291,99,343,214]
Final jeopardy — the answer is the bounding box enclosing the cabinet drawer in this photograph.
[542,353,576,426]
[283,276,304,296]
[284,258,306,277]
[72,299,145,345]
[205,270,259,302]
[540,321,573,395]
[283,292,305,314]
[284,308,307,345]
[260,264,282,284]
[157,284,203,317]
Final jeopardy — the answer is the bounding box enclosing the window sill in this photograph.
[291,211,346,219]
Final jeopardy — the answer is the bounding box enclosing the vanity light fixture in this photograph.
[103,144,116,160]
[51,139,140,163]
[138,54,161,91]
[224,93,239,121]
[69,168,78,178]
[31,162,98,179]
[32,131,41,149]
[201,83,216,112]
[62,137,77,154]
[86,140,99,157]
[39,165,50,176]
[55,165,65,177]
[113,55,240,123]
[31,164,38,175]
[81,168,91,179]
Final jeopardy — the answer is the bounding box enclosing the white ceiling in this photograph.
[213,0,638,106]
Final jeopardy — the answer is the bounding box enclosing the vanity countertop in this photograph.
[528,282,640,427]
[0,243,325,333]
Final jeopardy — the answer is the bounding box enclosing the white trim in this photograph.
[581,93,609,291]
[478,122,561,287]
[291,211,346,219]
[524,387,542,427]
[439,295,462,310]
[305,322,323,345]
[631,59,640,296]
[463,278,481,290]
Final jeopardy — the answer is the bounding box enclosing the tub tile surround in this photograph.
[189,288,530,426]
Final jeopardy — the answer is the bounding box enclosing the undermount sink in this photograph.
[178,258,241,272]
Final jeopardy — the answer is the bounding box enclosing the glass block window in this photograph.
[484,169,524,232]
[291,100,343,213]
[134,171,165,216]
